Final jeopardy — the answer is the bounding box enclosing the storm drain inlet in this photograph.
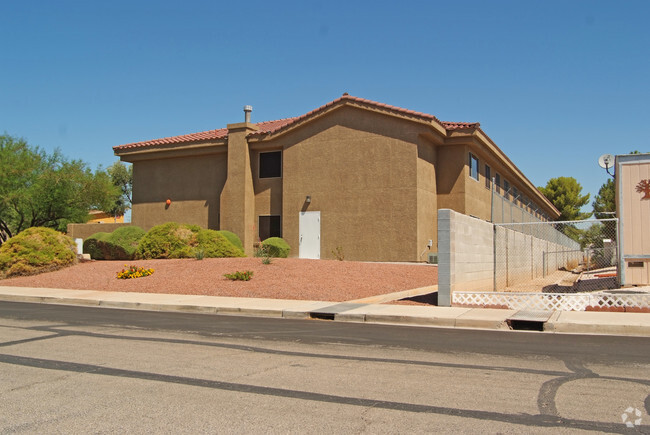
[506,310,553,332]
[309,312,336,321]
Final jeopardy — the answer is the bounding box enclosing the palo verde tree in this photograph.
[0,134,119,245]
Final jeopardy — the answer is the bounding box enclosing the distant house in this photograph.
[87,210,124,224]
[114,94,559,261]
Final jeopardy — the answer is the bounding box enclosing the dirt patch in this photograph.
[0,258,438,303]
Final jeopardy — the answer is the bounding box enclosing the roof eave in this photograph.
[249,96,449,141]
[114,139,227,160]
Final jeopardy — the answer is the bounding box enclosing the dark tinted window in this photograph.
[259,151,282,178]
[259,215,281,240]
[469,153,479,181]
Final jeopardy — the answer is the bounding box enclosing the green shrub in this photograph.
[84,227,145,260]
[135,223,244,259]
[217,230,243,251]
[104,226,146,260]
[196,229,244,258]
[261,237,290,258]
[254,244,273,264]
[0,227,77,278]
[83,232,110,260]
[224,270,253,281]
[135,222,201,259]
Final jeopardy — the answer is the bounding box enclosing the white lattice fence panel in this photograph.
[453,292,650,311]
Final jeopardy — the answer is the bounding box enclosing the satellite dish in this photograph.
[598,154,614,169]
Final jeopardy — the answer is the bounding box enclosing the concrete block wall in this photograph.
[438,209,584,306]
[438,209,494,306]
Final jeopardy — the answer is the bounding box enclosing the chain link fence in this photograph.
[494,218,618,292]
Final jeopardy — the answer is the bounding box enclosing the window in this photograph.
[259,215,281,240]
[469,153,479,181]
[504,179,510,200]
[484,165,491,189]
[495,173,501,193]
[259,151,282,178]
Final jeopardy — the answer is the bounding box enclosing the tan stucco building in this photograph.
[87,210,124,224]
[114,94,559,261]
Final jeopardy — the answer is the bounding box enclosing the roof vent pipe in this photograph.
[243,105,253,123]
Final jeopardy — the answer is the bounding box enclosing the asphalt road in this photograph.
[0,302,649,433]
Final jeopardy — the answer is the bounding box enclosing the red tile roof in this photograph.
[441,121,481,130]
[113,94,480,151]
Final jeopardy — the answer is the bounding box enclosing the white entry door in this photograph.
[299,211,320,259]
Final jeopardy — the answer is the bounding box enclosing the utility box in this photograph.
[616,153,650,285]
[427,252,438,264]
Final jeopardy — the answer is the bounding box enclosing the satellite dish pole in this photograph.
[598,153,615,178]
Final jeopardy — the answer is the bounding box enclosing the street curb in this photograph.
[1,288,649,336]
[544,311,650,336]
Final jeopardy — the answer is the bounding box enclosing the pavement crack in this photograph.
[9,374,70,392]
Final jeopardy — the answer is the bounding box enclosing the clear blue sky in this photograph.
[2,0,648,209]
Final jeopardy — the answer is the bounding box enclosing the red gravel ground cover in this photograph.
[0,258,438,303]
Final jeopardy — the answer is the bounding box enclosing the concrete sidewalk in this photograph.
[0,286,649,336]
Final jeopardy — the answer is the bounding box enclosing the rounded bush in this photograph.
[104,226,146,260]
[135,223,244,259]
[85,226,146,260]
[261,237,291,258]
[197,229,244,258]
[83,232,110,260]
[0,227,77,278]
[217,230,243,251]
[135,222,200,259]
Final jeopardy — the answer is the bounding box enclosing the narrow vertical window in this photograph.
[469,153,479,181]
[485,164,491,189]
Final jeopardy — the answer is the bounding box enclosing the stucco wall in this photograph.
[416,139,438,260]
[274,106,427,261]
[463,149,492,221]
[131,153,227,231]
[251,148,283,224]
[435,145,466,213]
